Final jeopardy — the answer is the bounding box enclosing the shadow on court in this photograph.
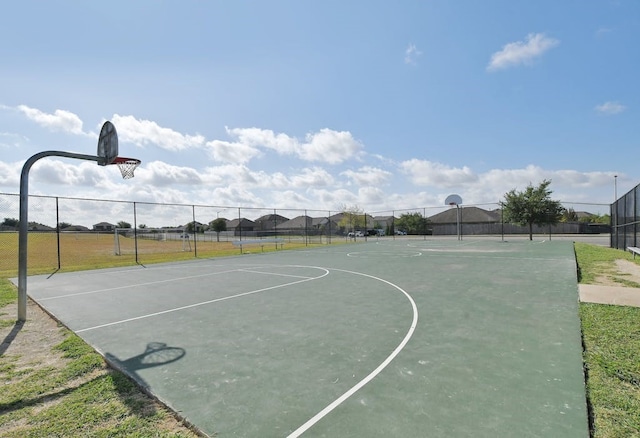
[105,341,186,388]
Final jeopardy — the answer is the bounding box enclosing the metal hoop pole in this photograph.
[18,151,101,321]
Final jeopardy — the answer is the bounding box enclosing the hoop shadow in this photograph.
[105,342,186,388]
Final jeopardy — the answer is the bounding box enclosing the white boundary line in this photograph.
[76,268,329,333]
[287,268,419,438]
[39,265,284,301]
[39,268,246,301]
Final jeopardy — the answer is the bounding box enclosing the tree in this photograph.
[581,213,610,224]
[561,208,578,222]
[337,204,365,236]
[58,222,72,229]
[501,179,564,240]
[209,218,227,242]
[117,221,132,229]
[2,217,19,227]
[395,212,429,235]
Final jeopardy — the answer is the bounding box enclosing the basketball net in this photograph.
[111,157,141,179]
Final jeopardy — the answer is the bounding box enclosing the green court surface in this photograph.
[20,238,589,437]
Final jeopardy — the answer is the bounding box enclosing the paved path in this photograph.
[579,284,640,307]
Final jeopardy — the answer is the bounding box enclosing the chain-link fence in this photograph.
[611,183,640,250]
[0,192,612,277]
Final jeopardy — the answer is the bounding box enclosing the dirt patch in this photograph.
[0,299,200,436]
[593,259,640,287]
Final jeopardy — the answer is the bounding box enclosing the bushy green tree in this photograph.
[561,208,578,222]
[337,204,366,235]
[209,218,227,242]
[395,212,429,235]
[2,218,19,227]
[501,179,564,240]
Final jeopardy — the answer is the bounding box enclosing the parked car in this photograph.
[395,230,407,235]
[355,231,364,237]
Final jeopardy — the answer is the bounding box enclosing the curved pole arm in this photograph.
[18,151,102,321]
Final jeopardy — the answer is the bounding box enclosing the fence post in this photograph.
[192,204,197,257]
[274,209,278,250]
[133,202,139,265]
[55,197,61,272]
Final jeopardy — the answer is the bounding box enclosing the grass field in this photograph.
[0,241,639,436]
[0,231,329,278]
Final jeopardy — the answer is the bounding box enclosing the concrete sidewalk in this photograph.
[579,284,640,307]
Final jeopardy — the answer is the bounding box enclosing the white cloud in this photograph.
[594,101,626,115]
[18,105,89,136]
[30,159,107,187]
[404,43,422,65]
[110,114,205,151]
[205,140,262,164]
[400,159,478,187]
[225,127,362,164]
[226,127,298,155]
[0,132,28,149]
[487,33,559,71]
[341,166,392,186]
[290,167,334,188]
[0,161,21,185]
[271,190,312,209]
[137,161,202,187]
[358,186,386,204]
[300,129,363,164]
[212,185,262,206]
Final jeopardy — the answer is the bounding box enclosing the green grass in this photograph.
[574,241,636,284]
[580,304,640,437]
[575,242,640,437]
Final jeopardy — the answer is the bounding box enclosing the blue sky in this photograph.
[1,1,637,222]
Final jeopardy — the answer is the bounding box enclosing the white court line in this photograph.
[39,267,272,301]
[287,268,418,438]
[238,268,314,280]
[76,267,330,333]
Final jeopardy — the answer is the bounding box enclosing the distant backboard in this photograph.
[97,121,118,165]
[445,194,462,206]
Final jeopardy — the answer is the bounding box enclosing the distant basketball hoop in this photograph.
[445,194,462,206]
[444,194,463,241]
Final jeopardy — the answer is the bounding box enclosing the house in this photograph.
[253,214,289,231]
[428,206,501,224]
[276,215,313,233]
[428,206,501,235]
[276,215,339,236]
[93,222,115,232]
[225,218,256,236]
[27,223,55,232]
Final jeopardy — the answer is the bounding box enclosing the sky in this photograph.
[1,0,638,225]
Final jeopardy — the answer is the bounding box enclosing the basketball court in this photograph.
[16,238,589,437]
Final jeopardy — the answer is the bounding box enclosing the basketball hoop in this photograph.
[111,157,141,179]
